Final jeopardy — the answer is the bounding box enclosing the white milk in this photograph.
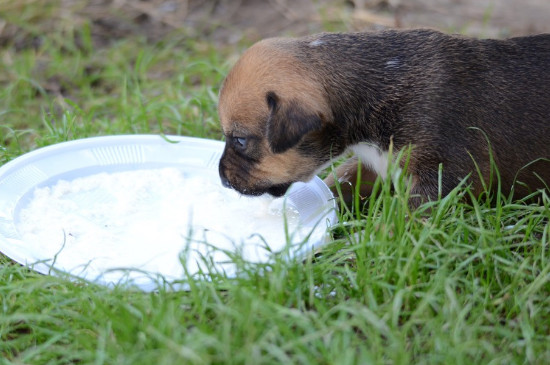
[17,168,301,283]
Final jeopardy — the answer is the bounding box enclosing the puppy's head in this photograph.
[218,38,332,196]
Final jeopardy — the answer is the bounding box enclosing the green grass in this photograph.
[1,3,550,364]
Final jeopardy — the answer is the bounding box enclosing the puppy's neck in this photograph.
[296,32,428,150]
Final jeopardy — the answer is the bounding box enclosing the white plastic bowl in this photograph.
[0,135,337,290]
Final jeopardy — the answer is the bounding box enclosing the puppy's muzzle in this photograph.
[219,164,232,189]
[218,158,291,197]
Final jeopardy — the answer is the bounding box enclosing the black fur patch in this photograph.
[266,91,323,153]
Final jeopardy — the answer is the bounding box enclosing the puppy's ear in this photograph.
[266,91,322,154]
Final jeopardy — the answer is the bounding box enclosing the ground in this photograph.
[2,0,550,51]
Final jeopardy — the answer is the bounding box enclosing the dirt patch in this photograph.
[82,0,343,46]
[2,0,549,51]
[90,0,550,43]
[88,0,550,43]
[380,0,550,37]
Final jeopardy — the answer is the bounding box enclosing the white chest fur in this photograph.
[350,143,390,179]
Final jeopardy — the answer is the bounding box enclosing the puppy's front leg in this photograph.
[324,156,379,206]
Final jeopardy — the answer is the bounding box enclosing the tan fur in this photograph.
[219,39,329,136]
[259,148,319,183]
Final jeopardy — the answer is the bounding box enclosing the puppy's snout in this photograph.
[220,174,232,189]
[219,163,232,189]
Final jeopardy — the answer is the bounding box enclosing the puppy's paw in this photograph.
[324,157,379,206]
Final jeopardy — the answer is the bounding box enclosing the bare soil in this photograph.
[90,0,550,43]
[2,0,549,51]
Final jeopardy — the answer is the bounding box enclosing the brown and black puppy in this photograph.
[218,29,550,207]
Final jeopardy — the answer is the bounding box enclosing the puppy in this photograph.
[218,29,550,207]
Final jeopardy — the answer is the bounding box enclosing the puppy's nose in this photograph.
[219,165,232,189]
[220,174,231,189]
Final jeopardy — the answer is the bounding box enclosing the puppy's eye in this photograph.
[232,136,247,150]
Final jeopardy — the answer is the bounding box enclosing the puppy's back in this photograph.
[294,30,550,198]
